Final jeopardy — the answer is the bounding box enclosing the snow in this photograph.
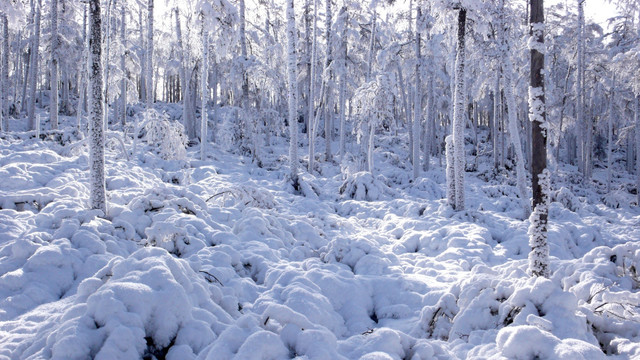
[1,111,640,359]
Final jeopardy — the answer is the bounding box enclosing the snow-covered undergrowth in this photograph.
[1,117,639,359]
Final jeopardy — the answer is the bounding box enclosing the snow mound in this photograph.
[339,172,395,201]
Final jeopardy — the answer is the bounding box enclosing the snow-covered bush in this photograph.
[206,184,277,209]
[144,110,187,160]
[339,172,394,201]
[552,186,582,212]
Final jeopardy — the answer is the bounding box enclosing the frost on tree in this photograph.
[528,0,549,278]
[50,0,58,130]
[450,6,466,211]
[352,74,393,175]
[28,0,42,131]
[286,0,299,188]
[89,0,106,214]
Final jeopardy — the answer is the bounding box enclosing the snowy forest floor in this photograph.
[1,109,640,360]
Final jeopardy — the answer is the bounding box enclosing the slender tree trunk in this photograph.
[120,2,126,125]
[367,11,376,81]
[606,76,615,193]
[138,8,145,103]
[77,4,88,133]
[528,0,549,278]
[424,73,434,171]
[338,7,347,159]
[28,0,42,130]
[175,9,194,140]
[323,0,333,162]
[304,0,311,134]
[286,0,299,186]
[49,0,58,129]
[2,14,9,131]
[451,8,466,211]
[89,0,106,214]
[576,0,585,176]
[499,12,529,216]
[493,72,500,170]
[635,95,640,206]
[200,25,208,161]
[413,7,422,179]
[308,0,318,173]
[146,0,153,111]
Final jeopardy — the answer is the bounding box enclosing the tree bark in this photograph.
[286,0,299,186]
[89,0,106,214]
[451,8,466,210]
[28,0,42,131]
[413,6,422,179]
[528,0,549,278]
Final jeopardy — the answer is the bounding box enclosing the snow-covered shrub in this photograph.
[206,184,277,209]
[552,186,582,212]
[415,293,459,340]
[144,110,187,160]
[601,189,628,209]
[339,172,394,201]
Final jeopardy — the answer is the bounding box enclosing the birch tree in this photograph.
[286,0,299,187]
[200,18,209,161]
[89,0,106,214]
[450,6,467,211]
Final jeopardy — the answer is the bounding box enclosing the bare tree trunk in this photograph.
[286,0,299,186]
[308,0,318,173]
[338,7,347,159]
[1,14,9,131]
[413,6,422,179]
[576,0,585,176]
[28,0,42,130]
[323,0,333,162]
[200,24,208,161]
[89,0,106,214]
[451,7,466,211]
[120,1,126,126]
[606,76,615,193]
[49,0,59,129]
[146,0,153,111]
[528,0,549,278]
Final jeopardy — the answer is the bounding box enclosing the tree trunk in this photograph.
[528,0,549,278]
[146,0,153,111]
[2,14,9,131]
[323,0,333,162]
[451,8,466,211]
[576,0,585,176]
[499,11,529,216]
[413,6,422,179]
[120,2,126,125]
[200,25,208,161]
[175,9,194,140]
[286,0,299,186]
[308,0,318,173]
[28,0,42,131]
[606,77,615,193]
[89,0,106,214]
[338,7,347,159]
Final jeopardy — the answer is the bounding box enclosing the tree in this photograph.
[528,0,549,278]
[147,0,153,112]
[449,6,466,211]
[286,0,299,187]
[89,0,106,214]
[27,0,42,131]
[413,6,422,180]
[201,16,209,161]
[50,0,58,130]
[2,13,9,131]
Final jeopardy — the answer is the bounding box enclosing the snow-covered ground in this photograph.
[1,111,639,359]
